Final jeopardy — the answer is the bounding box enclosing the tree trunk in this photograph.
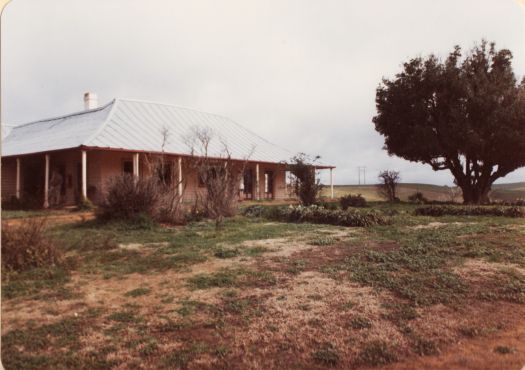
[460,184,491,204]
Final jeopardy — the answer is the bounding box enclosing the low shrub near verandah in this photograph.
[2,194,42,210]
[2,218,63,271]
[243,205,388,227]
[98,174,185,224]
[414,205,525,218]
[98,174,158,222]
[340,194,368,209]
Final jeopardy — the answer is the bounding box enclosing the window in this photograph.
[123,160,133,174]
[243,169,253,195]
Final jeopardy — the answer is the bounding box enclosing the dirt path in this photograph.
[2,211,95,227]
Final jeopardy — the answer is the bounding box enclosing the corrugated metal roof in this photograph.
[1,124,16,140]
[2,98,333,167]
[2,102,113,157]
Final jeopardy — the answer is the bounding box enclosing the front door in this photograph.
[75,162,82,201]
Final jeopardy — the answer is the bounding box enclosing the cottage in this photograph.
[1,93,335,207]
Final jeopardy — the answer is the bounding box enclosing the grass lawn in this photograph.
[2,204,525,369]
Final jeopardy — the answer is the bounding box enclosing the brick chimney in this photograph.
[83,92,98,110]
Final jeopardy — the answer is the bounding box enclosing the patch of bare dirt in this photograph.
[410,221,477,230]
[118,242,170,250]
[3,212,95,227]
[240,238,299,257]
[386,303,525,370]
[257,241,399,274]
[238,229,364,259]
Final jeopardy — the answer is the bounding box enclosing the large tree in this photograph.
[373,41,525,204]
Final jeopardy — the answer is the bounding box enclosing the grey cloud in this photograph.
[3,0,525,185]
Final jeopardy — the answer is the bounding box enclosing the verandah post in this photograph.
[255,163,260,200]
[43,154,50,208]
[330,168,334,199]
[81,150,87,200]
[16,157,21,199]
[133,152,140,178]
[178,156,183,201]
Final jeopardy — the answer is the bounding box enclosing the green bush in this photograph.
[76,197,94,211]
[407,191,428,204]
[241,205,267,218]
[339,194,367,209]
[243,205,388,227]
[414,205,525,218]
[2,219,63,271]
[317,201,339,210]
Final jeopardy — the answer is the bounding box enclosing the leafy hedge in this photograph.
[242,205,388,227]
[340,194,368,209]
[414,205,525,218]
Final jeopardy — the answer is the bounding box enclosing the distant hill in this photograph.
[321,182,525,202]
[490,182,525,202]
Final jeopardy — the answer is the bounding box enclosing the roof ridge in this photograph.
[117,98,237,121]
[82,99,119,146]
[12,100,115,129]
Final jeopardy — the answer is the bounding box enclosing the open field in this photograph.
[2,204,525,369]
[322,182,525,203]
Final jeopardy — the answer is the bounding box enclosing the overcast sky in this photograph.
[2,0,525,185]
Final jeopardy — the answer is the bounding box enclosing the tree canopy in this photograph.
[373,40,525,203]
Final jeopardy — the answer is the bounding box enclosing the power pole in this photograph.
[357,166,366,185]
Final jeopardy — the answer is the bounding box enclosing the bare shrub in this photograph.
[145,127,186,223]
[377,170,400,202]
[143,162,185,224]
[185,126,251,227]
[288,153,323,206]
[445,185,462,203]
[407,191,428,204]
[2,218,63,271]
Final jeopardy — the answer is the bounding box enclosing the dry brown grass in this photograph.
[3,213,525,369]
